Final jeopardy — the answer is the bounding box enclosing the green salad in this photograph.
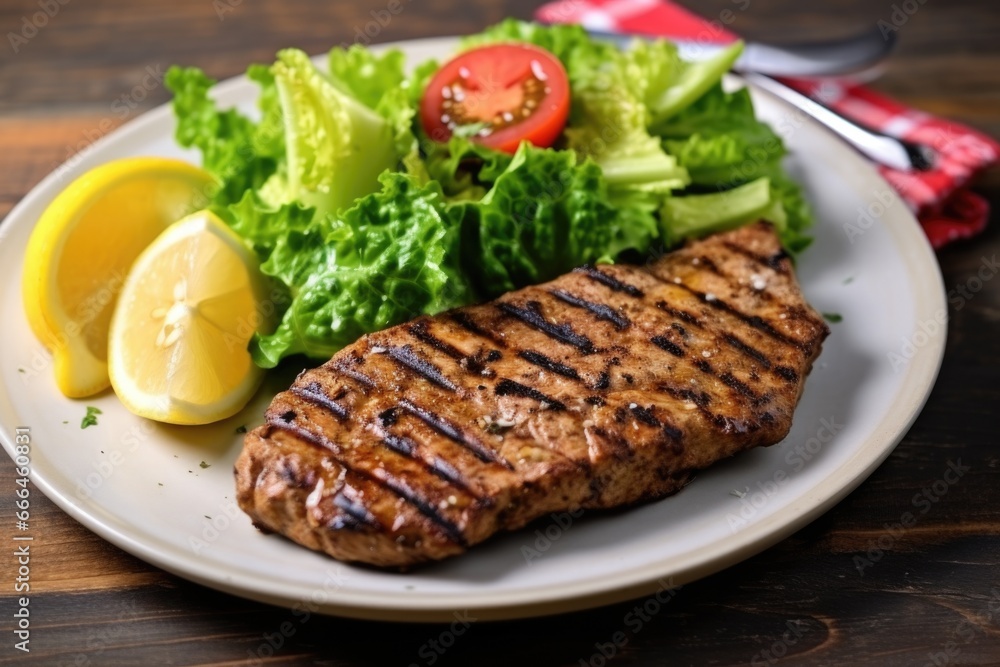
[165,20,812,369]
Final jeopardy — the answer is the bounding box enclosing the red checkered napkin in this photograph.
[536,0,999,249]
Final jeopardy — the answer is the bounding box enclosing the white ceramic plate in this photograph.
[0,37,946,621]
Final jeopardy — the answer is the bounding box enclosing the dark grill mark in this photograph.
[332,493,379,529]
[495,378,566,411]
[408,320,463,359]
[333,360,376,389]
[651,336,685,357]
[657,383,711,408]
[383,345,459,392]
[646,321,780,412]
[654,383,743,437]
[671,323,687,337]
[430,457,476,494]
[517,350,581,380]
[630,404,661,427]
[268,418,332,451]
[594,371,610,390]
[722,333,772,369]
[379,431,416,457]
[459,355,486,376]
[656,301,704,327]
[549,289,631,330]
[368,470,467,546]
[574,264,644,297]
[486,350,502,362]
[399,399,512,468]
[448,311,507,348]
[328,513,363,531]
[266,421,466,545]
[719,372,765,404]
[497,301,595,353]
[279,410,296,423]
[378,407,398,427]
[585,395,605,406]
[722,240,790,274]
[775,366,799,382]
[767,248,790,271]
[376,430,481,497]
[592,425,633,458]
[291,383,349,421]
[278,459,311,488]
[662,424,684,449]
[652,274,806,351]
[696,256,722,274]
[713,414,763,436]
[743,315,794,344]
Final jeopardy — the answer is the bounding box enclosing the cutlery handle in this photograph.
[740,72,934,172]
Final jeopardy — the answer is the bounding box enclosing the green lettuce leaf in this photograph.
[327,46,406,109]
[655,83,813,250]
[421,136,516,200]
[660,177,773,245]
[250,173,472,367]
[765,165,814,253]
[211,190,317,263]
[660,173,813,252]
[658,84,785,185]
[328,46,418,159]
[642,41,744,122]
[165,65,284,205]
[265,48,399,216]
[449,142,659,295]
[460,19,615,67]
[565,78,690,200]
[248,141,659,366]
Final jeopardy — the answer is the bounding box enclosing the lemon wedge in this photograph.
[108,210,272,425]
[23,158,216,397]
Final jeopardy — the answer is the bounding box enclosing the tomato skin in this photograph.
[420,43,571,154]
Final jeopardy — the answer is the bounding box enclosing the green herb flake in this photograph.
[842,276,855,285]
[18,368,26,374]
[81,406,103,429]
[823,312,843,323]
[235,425,247,434]
[199,461,211,469]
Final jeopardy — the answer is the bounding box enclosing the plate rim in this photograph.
[0,35,947,621]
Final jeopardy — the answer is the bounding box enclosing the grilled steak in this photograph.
[235,222,829,567]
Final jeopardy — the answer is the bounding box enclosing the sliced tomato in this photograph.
[420,43,571,154]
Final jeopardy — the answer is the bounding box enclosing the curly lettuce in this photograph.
[167,20,814,367]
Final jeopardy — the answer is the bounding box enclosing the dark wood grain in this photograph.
[2,0,999,664]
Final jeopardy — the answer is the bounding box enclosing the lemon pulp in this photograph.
[108,211,271,425]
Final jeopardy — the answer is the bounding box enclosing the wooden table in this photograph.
[2,0,998,664]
